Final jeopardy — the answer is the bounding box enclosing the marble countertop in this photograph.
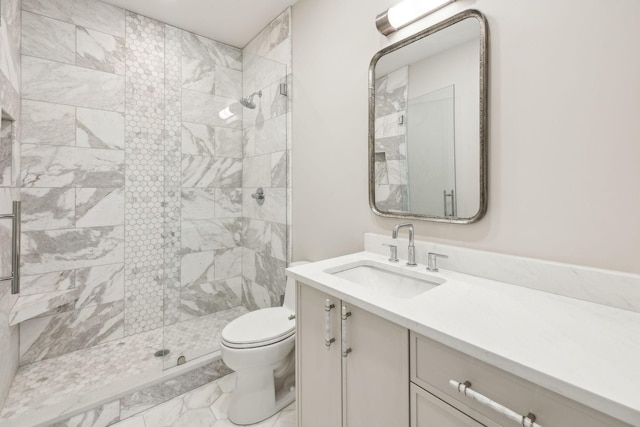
[286,251,640,426]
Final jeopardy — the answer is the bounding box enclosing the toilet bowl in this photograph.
[221,261,308,425]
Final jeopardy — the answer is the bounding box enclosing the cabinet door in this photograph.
[343,304,409,427]
[411,383,486,427]
[297,284,342,427]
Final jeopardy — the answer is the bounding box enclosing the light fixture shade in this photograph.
[376,0,457,36]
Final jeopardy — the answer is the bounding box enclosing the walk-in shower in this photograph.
[0,3,293,425]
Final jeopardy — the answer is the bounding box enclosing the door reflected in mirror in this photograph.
[369,10,487,223]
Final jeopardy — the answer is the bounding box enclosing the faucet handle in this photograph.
[427,252,448,272]
[382,243,399,263]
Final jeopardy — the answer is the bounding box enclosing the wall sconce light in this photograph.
[376,0,457,36]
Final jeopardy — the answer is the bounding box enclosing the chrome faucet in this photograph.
[392,223,417,266]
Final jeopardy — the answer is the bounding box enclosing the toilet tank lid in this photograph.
[222,307,295,345]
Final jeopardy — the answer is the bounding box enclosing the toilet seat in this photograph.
[222,307,295,349]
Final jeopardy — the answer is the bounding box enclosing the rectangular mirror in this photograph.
[369,9,488,223]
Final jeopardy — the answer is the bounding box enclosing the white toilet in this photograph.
[221,261,308,425]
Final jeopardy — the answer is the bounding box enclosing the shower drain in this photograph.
[154,349,170,357]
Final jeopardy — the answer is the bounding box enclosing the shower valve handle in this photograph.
[251,188,265,205]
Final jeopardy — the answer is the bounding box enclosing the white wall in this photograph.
[292,0,640,273]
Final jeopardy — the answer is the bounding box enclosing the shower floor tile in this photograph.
[0,306,248,423]
[163,306,248,368]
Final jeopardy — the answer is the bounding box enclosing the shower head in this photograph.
[239,91,262,109]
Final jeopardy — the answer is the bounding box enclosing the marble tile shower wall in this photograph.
[241,9,292,310]
[0,0,22,412]
[19,0,127,365]
[374,66,409,212]
[17,0,248,364]
[178,27,244,322]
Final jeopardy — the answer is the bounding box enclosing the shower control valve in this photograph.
[251,188,265,206]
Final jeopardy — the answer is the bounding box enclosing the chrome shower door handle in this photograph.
[324,299,335,349]
[0,201,21,294]
[341,306,352,358]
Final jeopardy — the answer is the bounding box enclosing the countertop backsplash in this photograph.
[365,233,640,313]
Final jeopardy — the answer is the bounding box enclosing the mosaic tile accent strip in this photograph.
[124,11,166,335]
[163,25,183,327]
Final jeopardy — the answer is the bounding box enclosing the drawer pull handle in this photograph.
[324,299,335,349]
[449,380,542,427]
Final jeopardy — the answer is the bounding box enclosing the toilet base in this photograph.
[227,368,295,425]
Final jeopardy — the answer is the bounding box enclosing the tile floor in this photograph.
[112,373,296,427]
[0,307,248,422]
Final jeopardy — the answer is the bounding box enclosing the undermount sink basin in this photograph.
[327,261,445,299]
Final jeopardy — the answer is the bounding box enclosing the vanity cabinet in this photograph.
[295,280,632,427]
[296,283,409,427]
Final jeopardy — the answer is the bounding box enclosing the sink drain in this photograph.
[154,349,170,357]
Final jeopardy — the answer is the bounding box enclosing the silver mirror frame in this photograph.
[368,9,488,224]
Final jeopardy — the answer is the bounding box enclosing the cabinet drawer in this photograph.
[411,383,498,427]
[410,332,630,427]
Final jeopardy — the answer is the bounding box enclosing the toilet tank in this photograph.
[283,261,310,312]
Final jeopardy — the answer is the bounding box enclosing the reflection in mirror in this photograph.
[369,10,487,223]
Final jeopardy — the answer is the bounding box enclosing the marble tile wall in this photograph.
[179,27,244,323]
[0,0,21,412]
[18,0,128,364]
[374,66,409,212]
[241,9,292,310]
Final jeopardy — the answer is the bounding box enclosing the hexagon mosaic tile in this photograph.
[124,11,167,335]
[0,307,245,423]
